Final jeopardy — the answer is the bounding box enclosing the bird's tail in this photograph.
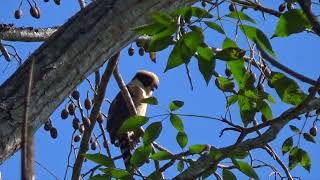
[119,137,132,170]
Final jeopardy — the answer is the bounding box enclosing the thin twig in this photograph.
[35,160,60,180]
[255,40,317,85]
[21,56,35,180]
[0,40,10,61]
[71,53,119,180]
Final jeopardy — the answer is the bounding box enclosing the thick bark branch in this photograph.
[0,0,196,165]
[0,24,57,42]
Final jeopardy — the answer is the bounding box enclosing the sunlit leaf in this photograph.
[227,95,238,107]
[150,151,173,160]
[118,116,149,133]
[226,11,256,24]
[140,97,159,105]
[300,149,311,172]
[270,72,307,105]
[143,121,162,145]
[273,9,312,38]
[170,100,184,111]
[130,145,152,167]
[215,47,246,61]
[282,137,293,155]
[233,160,259,179]
[85,153,114,167]
[204,21,225,34]
[240,25,275,57]
[170,114,184,132]
[189,144,207,154]
[176,132,188,148]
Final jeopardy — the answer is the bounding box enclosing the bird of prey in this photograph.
[107,70,159,169]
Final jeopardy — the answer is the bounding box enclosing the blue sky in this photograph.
[1,1,320,179]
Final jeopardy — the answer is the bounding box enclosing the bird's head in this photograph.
[130,70,159,95]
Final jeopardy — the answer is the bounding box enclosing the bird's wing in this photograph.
[107,85,144,144]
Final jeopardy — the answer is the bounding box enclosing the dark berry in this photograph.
[72,117,81,130]
[71,90,80,100]
[61,108,69,119]
[50,127,58,139]
[84,98,92,110]
[128,47,134,56]
[14,9,22,19]
[74,135,81,142]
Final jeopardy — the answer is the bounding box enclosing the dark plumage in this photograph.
[107,70,159,170]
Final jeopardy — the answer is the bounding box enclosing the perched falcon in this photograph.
[107,70,159,169]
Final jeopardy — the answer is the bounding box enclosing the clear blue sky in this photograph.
[0,1,320,179]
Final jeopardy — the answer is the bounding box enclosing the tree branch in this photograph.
[71,53,119,180]
[0,24,57,42]
[0,40,10,61]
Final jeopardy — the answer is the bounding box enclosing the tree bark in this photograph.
[0,0,196,164]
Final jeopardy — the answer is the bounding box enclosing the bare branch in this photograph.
[231,0,282,17]
[0,24,57,42]
[0,40,10,61]
[21,57,35,180]
[71,53,119,180]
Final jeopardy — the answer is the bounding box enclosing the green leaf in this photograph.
[270,72,307,105]
[133,22,166,36]
[197,47,214,61]
[204,21,225,34]
[223,37,238,48]
[234,160,259,180]
[176,132,188,148]
[150,151,173,160]
[300,149,311,172]
[223,169,237,180]
[118,116,149,133]
[226,11,256,24]
[143,122,162,145]
[165,31,203,71]
[303,133,316,143]
[170,114,184,132]
[189,144,207,154]
[177,160,185,172]
[258,101,273,120]
[100,168,132,179]
[148,35,174,52]
[289,146,300,170]
[85,153,114,167]
[215,47,246,61]
[183,31,204,51]
[227,95,238,107]
[140,97,159,105]
[152,12,174,26]
[238,95,256,127]
[196,46,216,83]
[89,174,111,180]
[240,25,275,57]
[229,148,249,159]
[289,125,300,133]
[170,100,184,111]
[282,137,293,155]
[176,7,213,18]
[273,9,312,37]
[130,145,152,167]
[216,77,235,92]
[222,38,247,88]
